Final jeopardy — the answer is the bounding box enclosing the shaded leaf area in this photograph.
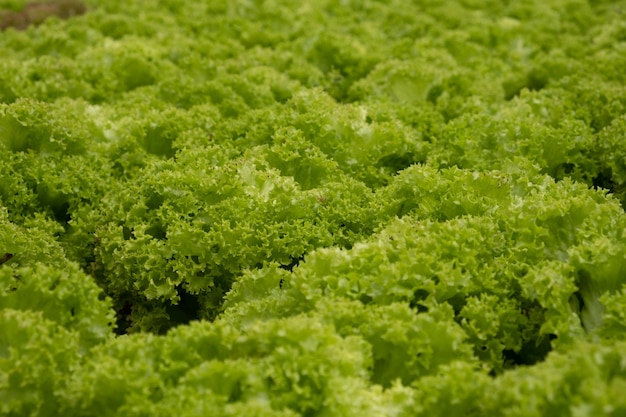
[0,252,12,264]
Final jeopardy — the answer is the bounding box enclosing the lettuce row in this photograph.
[1,0,626,415]
[3,309,624,416]
[227,166,626,373]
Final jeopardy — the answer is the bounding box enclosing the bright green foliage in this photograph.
[481,340,626,416]
[0,263,114,350]
[227,166,626,372]
[59,316,386,416]
[1,0,626,415]
[0,309,80,417]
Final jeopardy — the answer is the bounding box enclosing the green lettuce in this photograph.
[2,0,626,415]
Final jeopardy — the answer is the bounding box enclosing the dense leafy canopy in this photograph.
[1,0,626,415]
